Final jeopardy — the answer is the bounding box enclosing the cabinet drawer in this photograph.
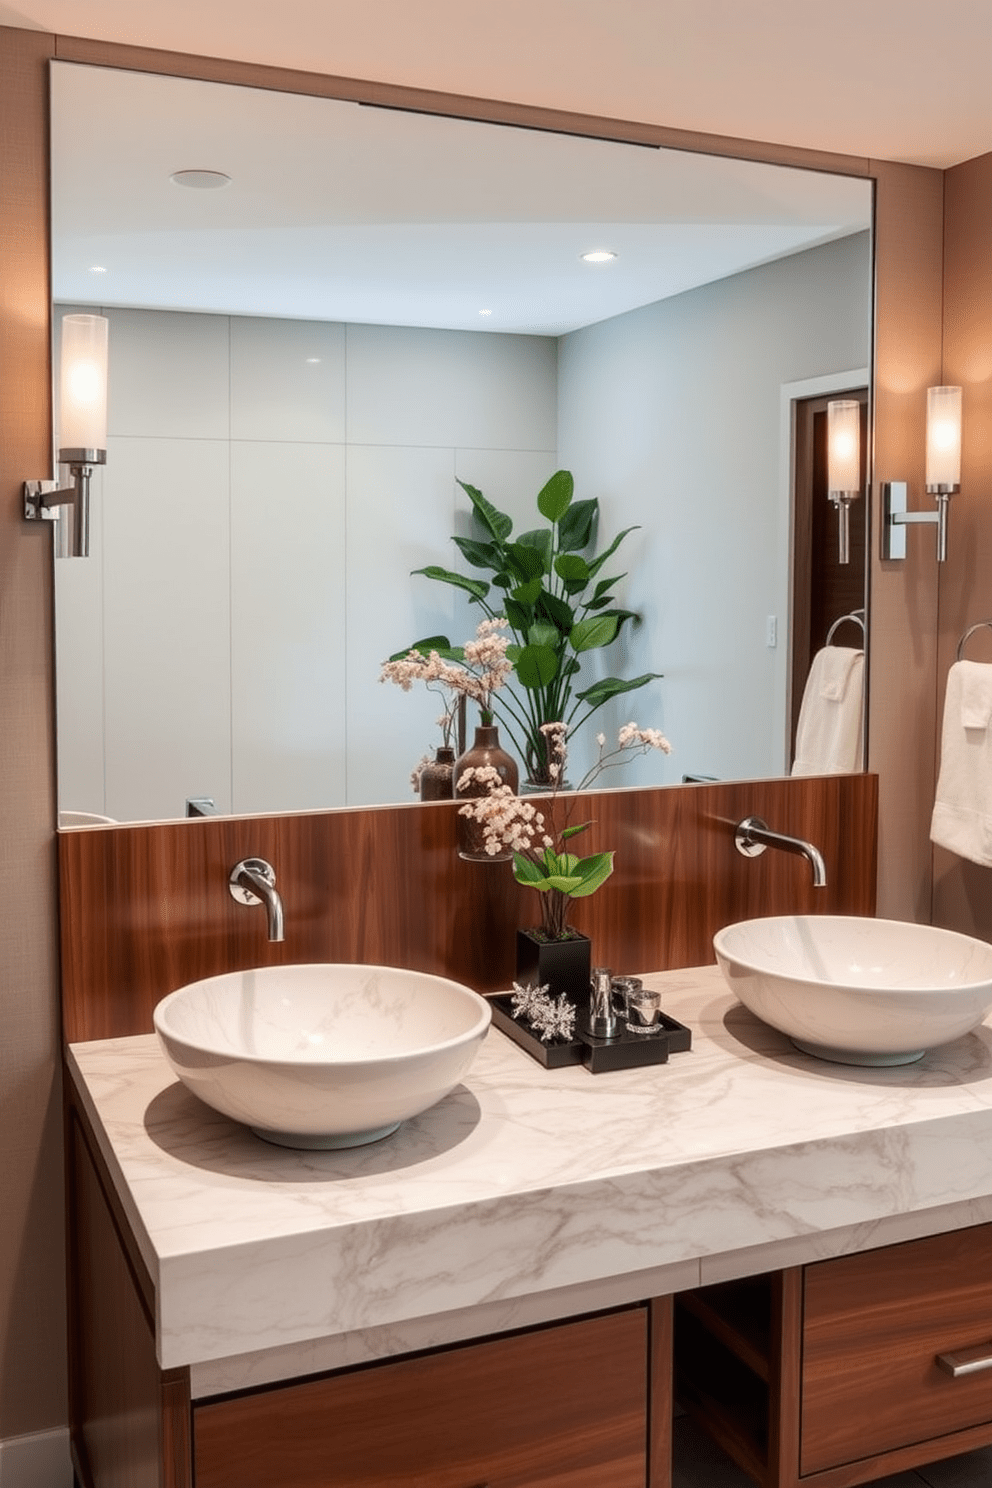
[801,1223,992,1475]
[195,1307,647,1488]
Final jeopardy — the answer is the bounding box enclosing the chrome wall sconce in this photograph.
[24,313,109,558]
[827,399,862,565]
[882,384,962,563]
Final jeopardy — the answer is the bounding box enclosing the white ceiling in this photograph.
[6,0,992,169]
[51,63,871,334]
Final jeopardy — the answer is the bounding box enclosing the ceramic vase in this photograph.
[455,725,518,860]
[516,928,592,1004]
[418,746,455,801]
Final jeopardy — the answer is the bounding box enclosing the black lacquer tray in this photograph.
[489,994,691,1075]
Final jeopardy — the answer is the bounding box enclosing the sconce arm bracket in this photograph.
[23,479,75,521]
[23,447,105,558]
[882,480,952,563]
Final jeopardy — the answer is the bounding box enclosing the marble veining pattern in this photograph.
[68,965,992,1372]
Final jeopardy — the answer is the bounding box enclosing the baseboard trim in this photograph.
[0,1428,73,1488]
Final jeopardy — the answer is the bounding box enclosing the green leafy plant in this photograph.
[408,470,661,784]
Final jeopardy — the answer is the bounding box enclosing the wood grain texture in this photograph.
[649,1297,674,1488]
[0,21,72,1444]
[65,1087,155,1321]
[780,1420,992,1488]
[802,1223,992,1475]
[161,1371,193,1488]
[868,159,945,923]
[194,1308,647,1488]
[677,1282,771,1383]
[60,774,877,1042]
[68,1111,178,1488]
[673,1298,769,1485]
[676,1252,992,1488]
[766,1269,801,1488]
[932,150,992,941]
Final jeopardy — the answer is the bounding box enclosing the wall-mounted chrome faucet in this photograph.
[734,817,827,888]
[229,857,285,941]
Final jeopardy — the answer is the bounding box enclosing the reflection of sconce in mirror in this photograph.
[23,313,109,558]
[882,384,962,563]
[827,399,861,565]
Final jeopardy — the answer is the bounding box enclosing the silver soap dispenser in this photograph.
[586,965,619,1039]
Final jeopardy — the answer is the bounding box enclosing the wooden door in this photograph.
[790,389,869,762]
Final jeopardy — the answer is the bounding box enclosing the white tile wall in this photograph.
[55,464,106,815]
[102,437,231,821]
[107,308,230,439]
[54,306,557,820]
[230,317,346,443]
[346,323,557,450]
[231,441,348,813]
[346,444,461,806]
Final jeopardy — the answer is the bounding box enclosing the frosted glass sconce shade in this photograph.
[23,312,109,557]
[59,313,109,453]
[827,400,860,495]
[826,399,861,565]
[882,385,963,563]
[925,385,962,492]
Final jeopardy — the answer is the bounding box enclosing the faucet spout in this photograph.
[229,857,286,941]
[734,816,827,888]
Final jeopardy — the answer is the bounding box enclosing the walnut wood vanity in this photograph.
[678,1226,992,1488]
[65,964,992,1488]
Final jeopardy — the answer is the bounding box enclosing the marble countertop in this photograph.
[68,965,992,1389]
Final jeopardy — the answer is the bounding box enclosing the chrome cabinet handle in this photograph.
[936,1343,992,1377]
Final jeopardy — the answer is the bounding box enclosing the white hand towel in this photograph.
[791,647,864,776]
[817,645,862,703]
[959,660,992,729]
[931,661,992,867]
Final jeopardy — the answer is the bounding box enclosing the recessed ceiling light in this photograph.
[581,249,617,264]
[479,309,492,317]
[170,169,232,190]
[305,357,322,364]
[89,265,107,273]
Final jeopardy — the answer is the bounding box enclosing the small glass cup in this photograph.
[611,975,642,1015]
[624,986,662,1034]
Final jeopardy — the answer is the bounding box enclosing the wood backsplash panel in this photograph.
[60,775,877,1043]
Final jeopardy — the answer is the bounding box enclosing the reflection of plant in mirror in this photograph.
[457,720,671,940]
[380,618,512,724]
[407,470,663,785]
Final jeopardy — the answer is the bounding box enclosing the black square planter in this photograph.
[515,928,592,1002]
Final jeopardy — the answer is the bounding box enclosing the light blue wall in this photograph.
[557,231,872,787]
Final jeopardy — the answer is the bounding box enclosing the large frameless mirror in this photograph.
[50,61,873,824]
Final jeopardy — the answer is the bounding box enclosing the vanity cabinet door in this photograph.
[194,1307,647,1488]
[802,1223,992,1475]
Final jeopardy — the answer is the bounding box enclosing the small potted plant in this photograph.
[457,720,671,998]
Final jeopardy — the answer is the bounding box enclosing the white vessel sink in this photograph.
[713,915,992,1065]
[154,963,491,1148]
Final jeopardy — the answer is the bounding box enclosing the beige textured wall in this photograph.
[0,22,953,1449]
[0,28,67,1439]
[868,161,945,922]
[932,151,992,935]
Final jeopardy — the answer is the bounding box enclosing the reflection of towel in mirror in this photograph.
[931,661,992,867]
[791,647,864,776]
